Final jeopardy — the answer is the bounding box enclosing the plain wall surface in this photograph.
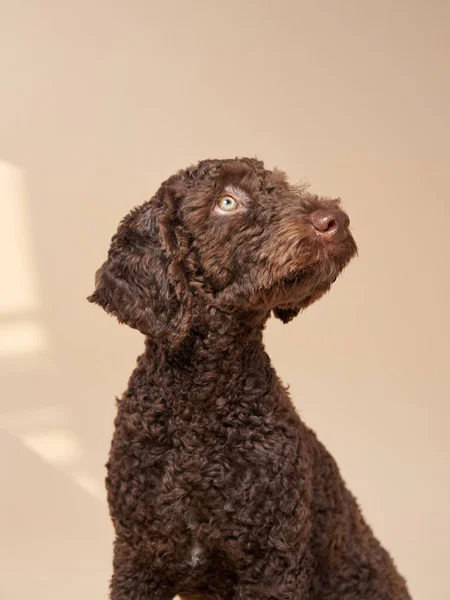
[1,1,449,598]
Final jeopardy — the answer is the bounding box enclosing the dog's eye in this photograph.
[216,195,238,213]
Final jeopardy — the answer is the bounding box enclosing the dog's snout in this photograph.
[310,209,350,242]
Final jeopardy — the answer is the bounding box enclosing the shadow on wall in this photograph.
[0,159,116,599]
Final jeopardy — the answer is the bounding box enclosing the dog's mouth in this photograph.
[283,270,339,287]
[276,251,350,307]
[282,262,339,290]
[285,233,358,288]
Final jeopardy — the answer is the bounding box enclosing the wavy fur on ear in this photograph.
[88,182,192,347]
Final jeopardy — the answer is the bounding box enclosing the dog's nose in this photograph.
[310,209,350,242]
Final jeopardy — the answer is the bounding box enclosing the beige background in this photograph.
[1,1,449,599]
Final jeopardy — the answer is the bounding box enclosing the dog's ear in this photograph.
[272,307,301,323]
[88,185,192,347]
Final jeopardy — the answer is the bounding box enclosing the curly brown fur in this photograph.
[89,158,411,600]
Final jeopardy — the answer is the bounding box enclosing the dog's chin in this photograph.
[213,237,357,316]
[282,267,337,292]
[281,262,341,298]
[276,277,331,311]
[273,240,357,311]
[283,235,357,292]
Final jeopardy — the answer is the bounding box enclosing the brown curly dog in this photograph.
[89,158,411,600]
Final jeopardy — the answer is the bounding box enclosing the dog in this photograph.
[89,158,411,599]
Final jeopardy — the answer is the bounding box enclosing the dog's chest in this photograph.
[108,392,300,572]
[149,432,239,569]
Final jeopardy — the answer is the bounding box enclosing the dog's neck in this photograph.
[143,309,275,403]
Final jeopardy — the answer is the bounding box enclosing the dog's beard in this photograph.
[211,233,357,315]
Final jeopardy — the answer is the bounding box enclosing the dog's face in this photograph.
[178,158,357,320]
[89,158,357,344]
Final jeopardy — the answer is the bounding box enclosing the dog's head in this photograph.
[88,158,357,345]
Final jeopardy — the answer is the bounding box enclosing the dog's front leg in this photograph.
[110,537,175,600]
[233,542,313,600]
[235,564,310,600]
